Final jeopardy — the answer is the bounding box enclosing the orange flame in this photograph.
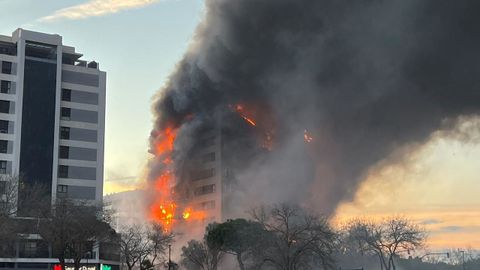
[304,129,313,143]
[149,123,207,231]
[231,104,257,126]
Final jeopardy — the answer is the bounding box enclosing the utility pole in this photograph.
[459,250,465,270]
[168,244,172,270]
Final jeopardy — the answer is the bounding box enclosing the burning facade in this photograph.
[146,106,270,233]
[145,0,480,235]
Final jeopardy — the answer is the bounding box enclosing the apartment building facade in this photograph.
[0,28,110,270]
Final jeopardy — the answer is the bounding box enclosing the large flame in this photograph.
[148,123,206,231]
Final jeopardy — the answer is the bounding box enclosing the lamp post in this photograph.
[168,244,172,270]
[459,250,465,270]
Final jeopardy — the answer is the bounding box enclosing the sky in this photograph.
[0,0,479,250]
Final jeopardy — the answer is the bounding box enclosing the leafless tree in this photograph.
[344,217,426,270]
[118,223,174,270]
[118,225,148,270]
[250,204,337,270]
[181,239,223,270]
[0,175,18,216]
[0,176,50,256]
[39,199,115,270]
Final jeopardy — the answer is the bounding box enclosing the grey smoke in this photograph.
[150,0,480,215]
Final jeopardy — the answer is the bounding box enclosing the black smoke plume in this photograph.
[150,0,480,215]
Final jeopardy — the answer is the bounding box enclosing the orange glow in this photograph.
[304,129,313,143]
[155,126,177,156]
[229,103,276,150]
[240,115,257,126]
[182,208,206,220]
[231,104,257,126]
[148,123,207,231]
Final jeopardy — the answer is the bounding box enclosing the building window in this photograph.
[23,241,37,257]
[58,165,96,180]
[57,185,68,193]
[199,200,215,210]
[200,136,216,147]
[0,161,7,174]
[61,108,71,120]
[0,140,7,153]
[191,168,215,181]
[60,127,70,139]
[0,120,8,134]
[58,165,68,178]
[61,89,71,102]
[59,146,69,159]
[201,152,215,163]
[1,61,12,74]
[194,184,216,196]
[60,126,97,142]
[0,80,11,94]
[62,89,98,105]
[0,101,10,114]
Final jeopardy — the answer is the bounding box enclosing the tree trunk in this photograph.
[60,257,66,270]
[74,258,82,270]
[236,253,245,270]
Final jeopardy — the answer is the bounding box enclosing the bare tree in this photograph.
[118,223,174,270]
[39,199,115,270]
[0,176,50,257]
[250,204,337,270]
[0,176,18,256]
[144,223,174,268]
[0,175,18,216]
[118,225,148,270]
[344,216,426,270]
[181,239,223,270]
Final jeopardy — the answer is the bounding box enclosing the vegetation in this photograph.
[341,216,426,270]
[38,198,116,270]
[1,184,477,270]
[117,223,174,270]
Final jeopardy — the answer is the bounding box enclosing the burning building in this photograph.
[145,0,480,236]
[146,105,272,233]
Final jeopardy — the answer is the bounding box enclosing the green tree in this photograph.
[206,219,269,270]
[181,238,223,270]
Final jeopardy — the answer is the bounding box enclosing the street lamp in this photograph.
[168,244,172,270]
[459,250,465,270]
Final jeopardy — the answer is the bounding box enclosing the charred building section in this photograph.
[172,111,265,226]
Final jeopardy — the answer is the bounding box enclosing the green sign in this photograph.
[101,265,111,270]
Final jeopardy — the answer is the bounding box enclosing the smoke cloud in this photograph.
[149,0,480,215]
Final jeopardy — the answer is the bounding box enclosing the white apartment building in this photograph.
[0,29,109,270]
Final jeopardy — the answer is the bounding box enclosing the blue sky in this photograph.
[0,0,204,191]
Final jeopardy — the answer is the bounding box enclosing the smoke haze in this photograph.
[149,0,480,215]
